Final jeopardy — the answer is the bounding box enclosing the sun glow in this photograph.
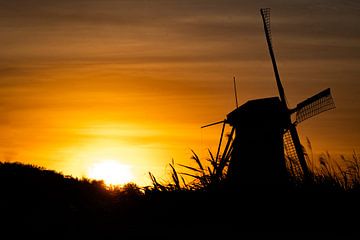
[88,160,133,186]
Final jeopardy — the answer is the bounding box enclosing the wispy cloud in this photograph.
[0,0,359,178]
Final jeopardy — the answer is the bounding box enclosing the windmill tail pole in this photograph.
[215,121,226,163]
[260,8,288,109]
[201,120,225,129]
[233,76,239,108]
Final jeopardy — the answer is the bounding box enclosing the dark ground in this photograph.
[0,162,359,239]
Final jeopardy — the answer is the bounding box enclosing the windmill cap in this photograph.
[226,97,287,127]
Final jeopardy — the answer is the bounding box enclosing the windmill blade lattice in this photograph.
[295,88,335,123]
[260,8,273,49]
[283,129,304,177]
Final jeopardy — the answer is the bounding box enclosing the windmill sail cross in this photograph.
[201,8,335,189]
[260,8,288,109]
[295,88,336,123]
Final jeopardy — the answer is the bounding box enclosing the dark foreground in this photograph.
[1,163,359,239]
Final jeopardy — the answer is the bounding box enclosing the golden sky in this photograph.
[0,0,359,186]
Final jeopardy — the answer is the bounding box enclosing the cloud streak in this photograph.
[0,0,359,180]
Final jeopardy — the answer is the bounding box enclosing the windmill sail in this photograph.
[260,8,287,107]
[288,124,310,178]
[260,8,273,49]
[295,88,335,123]
[283,129,304,177]
[260,8,310,179]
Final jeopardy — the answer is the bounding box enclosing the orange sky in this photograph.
[0,1,359,186]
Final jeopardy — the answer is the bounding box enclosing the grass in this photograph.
[144,146,360,235]
[148,143,360,193]
[305,151,360,192]
[1,146,360,237]
[144,147,360,236]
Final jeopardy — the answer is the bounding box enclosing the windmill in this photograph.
[202,8,335,188]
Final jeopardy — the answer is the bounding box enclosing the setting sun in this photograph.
[88,160,133,186]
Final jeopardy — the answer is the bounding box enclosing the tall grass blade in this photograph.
[191,149,204,171]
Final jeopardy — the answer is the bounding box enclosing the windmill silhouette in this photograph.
[202,8,336,188]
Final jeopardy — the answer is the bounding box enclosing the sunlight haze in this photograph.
[0,0,359,186]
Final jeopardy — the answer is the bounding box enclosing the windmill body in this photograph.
[203,8,336,189]
[226,97,289,187]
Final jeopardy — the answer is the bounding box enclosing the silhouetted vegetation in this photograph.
[0,162,146,239]
[1,149,360,239]
[149,147,360,193]
[146,148,360,236]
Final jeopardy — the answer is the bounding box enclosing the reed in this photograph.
[148,144,360,193]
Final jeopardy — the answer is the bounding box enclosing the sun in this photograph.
[88,160,133,186]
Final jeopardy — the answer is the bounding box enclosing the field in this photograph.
[1,150,359,238]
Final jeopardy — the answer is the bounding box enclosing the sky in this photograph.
[0,0,359,186]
